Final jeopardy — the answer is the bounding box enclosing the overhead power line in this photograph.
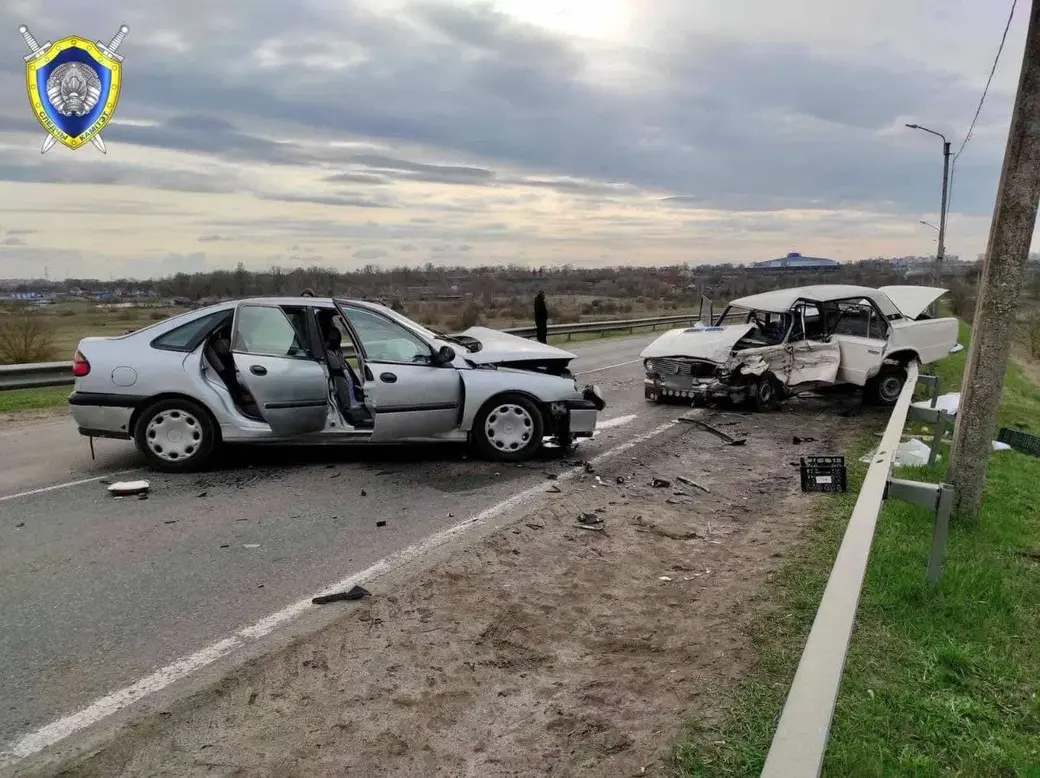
[947,0,1019,218]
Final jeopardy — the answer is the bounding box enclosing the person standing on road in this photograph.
[534,290,548,344]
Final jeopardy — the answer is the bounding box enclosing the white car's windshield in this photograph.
[716,305,790,344]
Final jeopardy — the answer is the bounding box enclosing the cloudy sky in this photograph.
[0,0,1030,279]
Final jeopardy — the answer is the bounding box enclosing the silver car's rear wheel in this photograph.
[134,397,219,473]
[473,393,545,462]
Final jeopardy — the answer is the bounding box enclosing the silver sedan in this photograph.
[68,296,606,472]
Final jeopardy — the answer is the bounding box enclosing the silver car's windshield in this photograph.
[371,304,483,352]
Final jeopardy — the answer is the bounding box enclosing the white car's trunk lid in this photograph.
[877,285,948,320]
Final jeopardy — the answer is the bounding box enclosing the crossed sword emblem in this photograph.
[18,24,129,154]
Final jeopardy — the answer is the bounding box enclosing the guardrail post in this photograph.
[926,484,956,584]
[915,373,940,407]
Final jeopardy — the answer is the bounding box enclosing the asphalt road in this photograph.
[0,335,683,755]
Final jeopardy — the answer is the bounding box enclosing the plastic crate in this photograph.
[997,427,1040,457]
[800,456,847,493]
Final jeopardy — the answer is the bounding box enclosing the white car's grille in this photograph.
[650,358,716,378]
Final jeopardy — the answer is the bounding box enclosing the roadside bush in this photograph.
[453,302,483,330]
[0,305,57,364]
[947,282,977,323]
[1025,310,1040,359]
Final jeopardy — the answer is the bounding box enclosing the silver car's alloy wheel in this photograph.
[484,403,534,453]
[145,409,204,462]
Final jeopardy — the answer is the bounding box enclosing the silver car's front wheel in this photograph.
[134,397,219,473]
[473,393,545,462]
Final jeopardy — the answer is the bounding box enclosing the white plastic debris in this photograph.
[911,392,961,416]
[950,343,965,353]
[243,543,261,549]
[993,440,1013,451]
[108,480,150,496]
[859,439,935,467]
[658,576,673,582]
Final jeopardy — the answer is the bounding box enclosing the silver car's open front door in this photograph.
[230,302,329,436]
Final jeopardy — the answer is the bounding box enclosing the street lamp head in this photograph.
[906,123,919,129]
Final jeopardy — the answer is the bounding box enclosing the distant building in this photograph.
[750,251,840,272]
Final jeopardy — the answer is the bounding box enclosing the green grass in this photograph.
[0,385,71,413]
[672,322,1040,777]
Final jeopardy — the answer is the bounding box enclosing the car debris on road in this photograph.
[312,585,371,605]
[107,480,150,497]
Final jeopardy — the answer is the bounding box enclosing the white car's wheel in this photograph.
[868,368,907,406]
[473,393,545,462]
[134,397,219,473]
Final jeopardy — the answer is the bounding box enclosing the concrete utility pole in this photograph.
[949,0,1040,521]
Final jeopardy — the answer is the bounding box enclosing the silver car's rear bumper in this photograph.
[68,392,141,438]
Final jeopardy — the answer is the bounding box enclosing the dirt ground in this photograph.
[46,396,877,778]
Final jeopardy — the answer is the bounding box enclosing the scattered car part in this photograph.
[108,479,150,496]
[312,585,370,604]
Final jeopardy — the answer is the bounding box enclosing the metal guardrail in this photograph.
[0,313,700,392]
[761,362,956,777]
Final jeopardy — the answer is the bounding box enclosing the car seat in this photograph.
[323,324,373,428]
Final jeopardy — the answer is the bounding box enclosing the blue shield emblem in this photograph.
[20,25,129,152]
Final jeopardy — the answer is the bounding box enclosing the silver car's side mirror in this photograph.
[434,345,455,365]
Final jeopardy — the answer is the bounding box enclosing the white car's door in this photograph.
[337,304,464,441]
[826,299,888,386]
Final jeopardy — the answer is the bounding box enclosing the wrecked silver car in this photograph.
[642,284,960,410]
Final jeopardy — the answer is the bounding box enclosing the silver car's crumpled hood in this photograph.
[455,326,576,365]
[640,323,756,363]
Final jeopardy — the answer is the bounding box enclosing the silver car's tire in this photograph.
[133,397,219,473]
[472,393,545,462]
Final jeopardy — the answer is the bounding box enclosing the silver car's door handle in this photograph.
[250,364,267,376]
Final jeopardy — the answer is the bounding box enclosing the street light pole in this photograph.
[906,123,951,293]
[937,139,951,286]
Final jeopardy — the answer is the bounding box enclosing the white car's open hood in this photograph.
[640,323,756,363]
[878,285,948,320]
[456,326,576,365]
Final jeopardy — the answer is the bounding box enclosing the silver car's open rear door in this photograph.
[230,302,330,436]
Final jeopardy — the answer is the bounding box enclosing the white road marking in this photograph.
[0,469,145,504]
[0,419,681,767]
[575,358,641,375]
[595,414,637,430]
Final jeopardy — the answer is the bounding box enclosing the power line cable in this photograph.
[947,0,1018,222]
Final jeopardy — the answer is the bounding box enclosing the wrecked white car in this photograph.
[642,284,960,409]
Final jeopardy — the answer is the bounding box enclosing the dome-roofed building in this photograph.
[750,251,840,272]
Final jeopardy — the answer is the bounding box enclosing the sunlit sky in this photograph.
[0,0,1030,280]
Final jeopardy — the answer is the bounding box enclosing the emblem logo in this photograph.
[18,24,129,154]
